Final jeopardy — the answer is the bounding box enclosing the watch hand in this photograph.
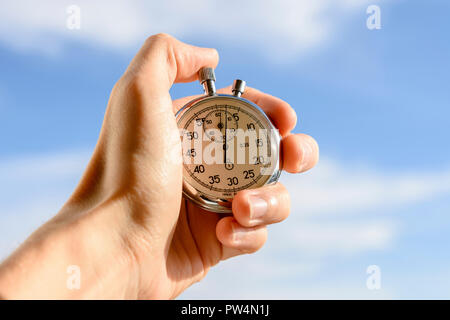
[224,107,228,165]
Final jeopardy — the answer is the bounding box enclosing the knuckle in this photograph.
[146,32,172,45]
[142,33,174,57]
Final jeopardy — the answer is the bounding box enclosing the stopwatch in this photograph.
[176,67,281,213]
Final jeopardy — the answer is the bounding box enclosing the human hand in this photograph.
[0,34,319,299]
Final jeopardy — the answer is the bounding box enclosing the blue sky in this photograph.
[1,0,450,299]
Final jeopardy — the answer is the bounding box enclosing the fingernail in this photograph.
[231,222,246,244]
[298,140,312,172]
[248,196,268,224]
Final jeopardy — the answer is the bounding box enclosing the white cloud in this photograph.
[183,158,450,298]
[0,149,89,182]
[1,148,448,298]
[272,221,395,255]
[282,159,450,216]
[0,0,381,60]
[0,150,90,260]
[182,273,394,299]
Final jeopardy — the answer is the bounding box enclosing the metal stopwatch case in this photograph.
[176,68,282,213]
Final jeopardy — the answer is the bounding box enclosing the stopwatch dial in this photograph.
[178,97,279,200]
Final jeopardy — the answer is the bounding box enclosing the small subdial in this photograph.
[203,108,238,142]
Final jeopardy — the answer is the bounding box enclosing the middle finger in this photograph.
[232,182,291,228]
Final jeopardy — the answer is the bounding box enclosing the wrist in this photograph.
[0,196,141,299]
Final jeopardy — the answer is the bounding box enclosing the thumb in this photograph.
[108,34,218,237]
[116,33,219,165]
[126,33,219,95]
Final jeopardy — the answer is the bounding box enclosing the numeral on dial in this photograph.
[243,169,255,179]
[256,138,263,147]
[194,165,205,173]
[186,131,198,140]
[186,149,196,157]
[227,177,239,186]
[209,175,220,184]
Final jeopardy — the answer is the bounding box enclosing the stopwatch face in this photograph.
[177,95,280,207]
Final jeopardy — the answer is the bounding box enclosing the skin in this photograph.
[0,34,319,299]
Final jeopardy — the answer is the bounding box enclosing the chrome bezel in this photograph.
[175,94,282,213]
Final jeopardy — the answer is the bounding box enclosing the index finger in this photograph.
[242,87,297,137]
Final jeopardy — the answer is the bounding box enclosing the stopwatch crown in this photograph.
[198,67,216,84]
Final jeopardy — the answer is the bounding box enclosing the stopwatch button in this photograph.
[198,67,216,96]
[232,79,246,97]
